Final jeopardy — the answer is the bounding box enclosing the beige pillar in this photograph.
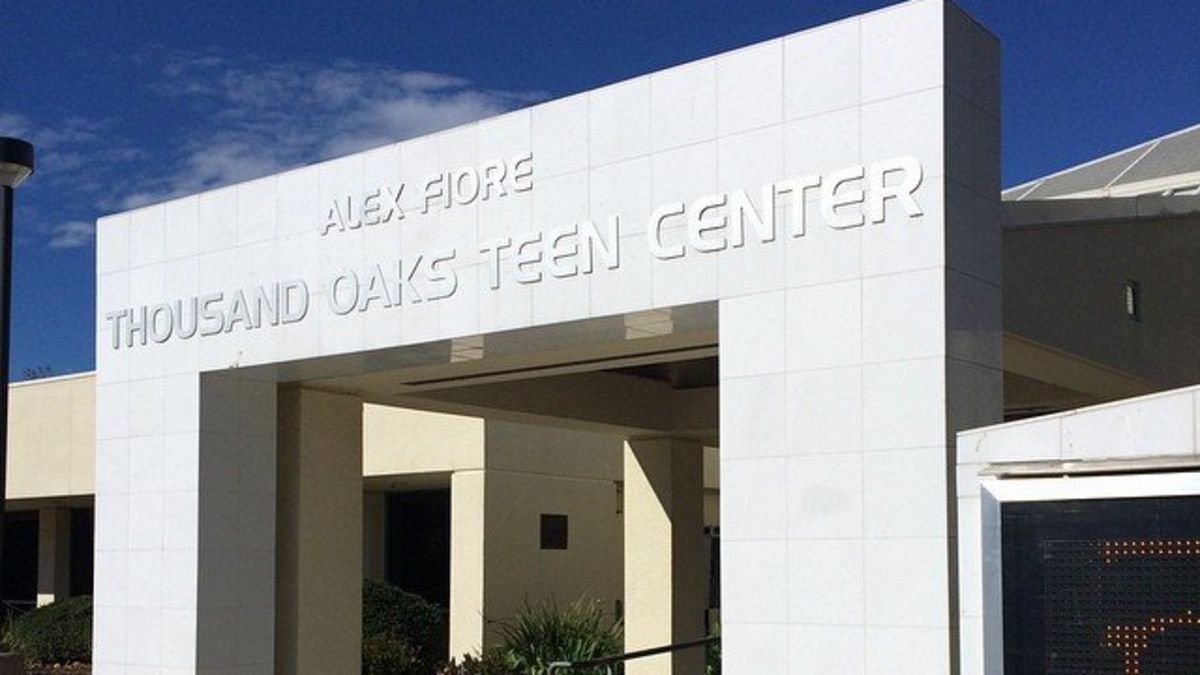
[36,507,71,607]
[624,438,707,675]
[276,388,364,675]
[363,492,387,581]
[449,470,486,659]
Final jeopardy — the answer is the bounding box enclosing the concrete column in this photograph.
[449,470,486,659]
[92,371,278,674]
[275,388,363,675]
[363,492,387,581]
[624,438,707,675]
[36,507,71,606]
[714,8,1002,673]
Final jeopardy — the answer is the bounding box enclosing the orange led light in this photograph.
[1103,612,1199,675]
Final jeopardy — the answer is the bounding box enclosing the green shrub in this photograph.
[362,633,420,675]
[495,599,621,675]
[362,579,447,675]
[437,650,518,675]
[3,596,92,664]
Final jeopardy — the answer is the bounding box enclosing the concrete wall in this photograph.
[484,420,623,479]
[482,472,622,631]
[624,438,707,675]
[7,372,94,499]
[472,421,625,652]
[364,404,484,476]
[704,446,720,527]
[276,388,364,675]
[1004,215,1200,389]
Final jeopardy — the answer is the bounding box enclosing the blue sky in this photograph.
[2,0,1198,378]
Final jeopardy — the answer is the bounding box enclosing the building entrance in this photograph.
[90,4,1001,673]
[323,304,719,673]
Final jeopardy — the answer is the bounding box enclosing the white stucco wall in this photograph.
[8,372,94,500]
[363,404,485,476]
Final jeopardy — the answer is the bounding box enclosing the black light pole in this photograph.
[0,137,35,601]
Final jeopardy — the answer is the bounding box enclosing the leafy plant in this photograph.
[3,596,92,665]
[362,633,420,675]
[362,579,448,675]
[495,598,621,675]
[437,650,519,675]
[706,631,721,675]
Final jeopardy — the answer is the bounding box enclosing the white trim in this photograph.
[981,471,1200,503]
[960,380,1200,438]
[10,370,95,388]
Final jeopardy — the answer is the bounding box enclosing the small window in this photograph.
[1125,280,1141,323]
[540,514,568,550]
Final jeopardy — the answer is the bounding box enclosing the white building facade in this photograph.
[92,1,1002,673]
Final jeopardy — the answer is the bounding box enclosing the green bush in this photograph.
[495,599,621,675]
[437,650,518,675]
[3,596,92,664]
[362,633,420,675]
[706,632,721,675]
[362,579,447,675]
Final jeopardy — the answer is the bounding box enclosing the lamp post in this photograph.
[0,137,34,604]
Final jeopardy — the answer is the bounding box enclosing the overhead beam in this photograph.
[373,372,717,440]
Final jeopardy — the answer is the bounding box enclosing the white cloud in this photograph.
[46,221,96,249]
[6,52,546,246]
[116,55,544,208]
[0,112,133,250]
[0,113,106,155]
[0,112,134,196]
[0,112,33,138]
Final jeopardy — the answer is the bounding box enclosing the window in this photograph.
[1126,280,1142,323]
[540,514,568,550]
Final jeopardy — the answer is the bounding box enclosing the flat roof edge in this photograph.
[959,382,1200,439]
[10,370,96,388]
[981,455,1200,478]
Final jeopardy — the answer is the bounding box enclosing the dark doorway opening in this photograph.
[70,507,94,597]
[2,511,38,607]
[385,490,451,609]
